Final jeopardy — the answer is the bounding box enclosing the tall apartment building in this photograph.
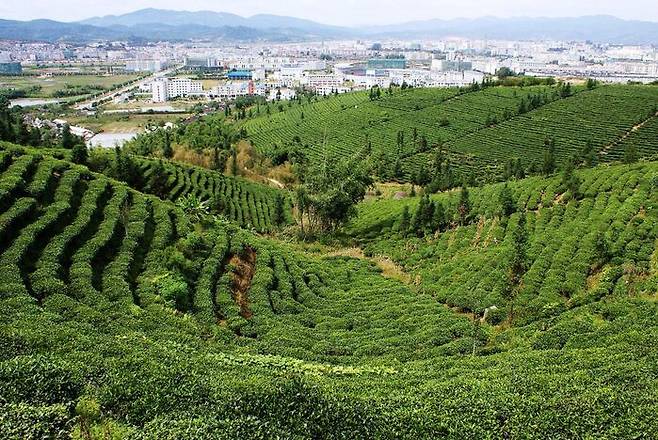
[152,78,203,102]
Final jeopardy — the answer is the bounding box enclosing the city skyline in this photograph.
[2,0,658,27]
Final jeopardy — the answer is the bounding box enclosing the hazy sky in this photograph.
[2,0,658,25]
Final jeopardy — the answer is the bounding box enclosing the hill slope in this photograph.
[239,84,658,182]
[1,144,657,437]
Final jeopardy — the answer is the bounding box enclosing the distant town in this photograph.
[1,35,658,149]
[2,38,658,105]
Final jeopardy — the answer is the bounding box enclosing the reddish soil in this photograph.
[228,247,257,319]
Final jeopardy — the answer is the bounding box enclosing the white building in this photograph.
[126,59,169,72]
[303,73,345,90]
[315,85,352,96]
[268,88,297,101]
[152,80,168,103]
[152,78,203,102]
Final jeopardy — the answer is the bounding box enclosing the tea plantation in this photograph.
[239,84,658,181]
[1,107,658,438]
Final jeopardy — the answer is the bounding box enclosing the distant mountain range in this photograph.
[1,9,658,44]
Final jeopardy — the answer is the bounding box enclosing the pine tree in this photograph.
[411,195,428,236]
[162,130,173,159]
[499,183,516,217]
[458,184,471,226]
[60,124,75,149]
[581,140,597,167]
[506,212,528,324]
[273,194,286,226]
[423,198,435,234]
[431,201,446,232]
[561,158,581,199]
[399,205,411,236]
[514,158,525,179]
[542,138,556,175]
[70,142,88,165]
[509,213,528,286]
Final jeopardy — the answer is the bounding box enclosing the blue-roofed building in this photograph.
[226,70,253,80]
[0,62,22,75]
[367,59,406,70]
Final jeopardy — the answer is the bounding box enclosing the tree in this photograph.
[112,147,142,188]
[458,184,471,226]
[542,138,556,175]
[507,213,528,323]
[496,67,515,79]
[162,130,173,159]
[147,160,170,199]
[399,205,411,236]
[295,186,310,235]
[230,147,239,176]
[411,195,428,236]
[431,201,446,232]
[415,163,431,188]
[273,193,286,226]
[510,213,528,285]
[581,140,597,167]
[418,135,428,152]
[70,142,88,165]
[513,158,525,180]
[422,197,435,234]
[594,230,610,265]
[499,183,516,217]
[561,158,581,199]
[298,154,373,231]
[624,143,637,164]
[60,124,76,149]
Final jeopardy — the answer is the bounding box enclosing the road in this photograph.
[74,65,182,110]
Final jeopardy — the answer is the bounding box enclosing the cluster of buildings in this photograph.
[3,38,658,107]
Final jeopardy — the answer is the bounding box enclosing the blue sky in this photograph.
[2,0,658,25]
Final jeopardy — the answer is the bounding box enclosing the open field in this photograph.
[66,112,192,133]
[0,74,141,98]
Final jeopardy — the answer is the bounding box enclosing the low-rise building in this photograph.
[126,59,169,73]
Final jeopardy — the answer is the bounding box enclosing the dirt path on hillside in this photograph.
[327,247,413,285]
[600,111,658,156]
[326,245,497,327]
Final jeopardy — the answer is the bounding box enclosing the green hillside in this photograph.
[239,84,658,181]
[115,154,292,232]
[349,161,658,322]
[1,141,657,438]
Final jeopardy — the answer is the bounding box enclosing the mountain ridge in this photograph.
[1,10,658,43]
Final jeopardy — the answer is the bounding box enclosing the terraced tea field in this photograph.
[134,156,292,232]
[240,84,658,182]
[1,142,657,438]
[350,161,658,324]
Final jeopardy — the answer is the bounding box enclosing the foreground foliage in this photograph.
[0,144,657,438]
